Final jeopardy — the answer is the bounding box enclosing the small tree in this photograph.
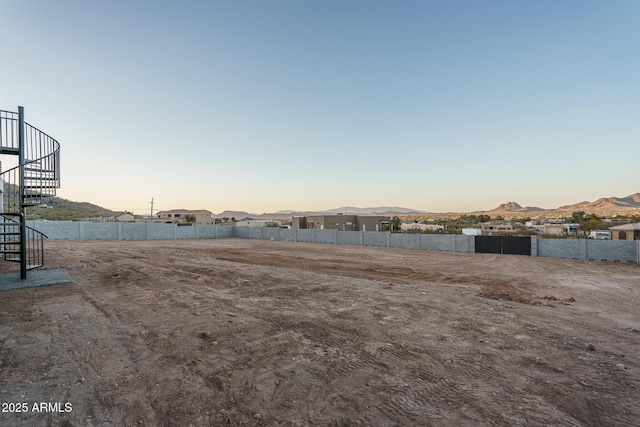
[571,211,585,223]
[478,214,491,223]
[185,214,196,224]
[264,221,280,227]
[391,216,402,231]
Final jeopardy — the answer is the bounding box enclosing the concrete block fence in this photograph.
[536,237,638,263]
[27,221,234,241]
[27,221,640,263]
[237,225,474,253]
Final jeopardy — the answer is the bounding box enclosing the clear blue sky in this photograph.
[1,1,638,214]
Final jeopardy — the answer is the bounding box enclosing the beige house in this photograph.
[609,223,640,240]
[102,212,134,222]
[480,222,514,235]
[156,209,213,224]
[292,214,390,232]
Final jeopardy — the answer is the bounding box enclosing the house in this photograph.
[543,223,580,235]
[609,223,640,240]
[603,217,631,223]
[102,212,134,222]
[480,222,514,235]
[563,223,580,234]
[462,228,482,236]
[156,209,213,224]
[292,214,390,232]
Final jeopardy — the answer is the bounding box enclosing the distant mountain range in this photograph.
[476,193,640,214]
[557,193,640,211]
[29,193,639,221]
[213,206,428,220]
[214,193,640,219]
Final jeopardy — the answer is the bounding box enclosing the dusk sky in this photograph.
[1,1,638,214]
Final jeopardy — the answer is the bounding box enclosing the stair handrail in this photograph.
[0,212,49,239]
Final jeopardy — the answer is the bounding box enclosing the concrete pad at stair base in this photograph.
[0,269,73,291]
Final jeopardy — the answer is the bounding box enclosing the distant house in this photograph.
[480,222,514,235]
[603,217,631,223]
[462,228,482,236]
[563,223,580,234]
[156,209,213,224]
[102,212,134,222]
[609,223,640,240]
[292,214,390,232]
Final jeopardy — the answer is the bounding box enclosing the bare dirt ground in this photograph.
[0,238,639,427]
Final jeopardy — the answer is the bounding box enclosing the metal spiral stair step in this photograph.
[23,185,59,189]
[24,176,58,181]
[23,167,56,173]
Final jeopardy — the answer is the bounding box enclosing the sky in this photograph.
[1,1,638,214]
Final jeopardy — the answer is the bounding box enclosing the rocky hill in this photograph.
[485,202,544,213]
[26,197,113,221]
[557,193,640,211]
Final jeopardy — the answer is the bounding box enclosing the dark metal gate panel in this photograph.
[501,236,531,255]
[475,236,531,255]
[475,236,502,254]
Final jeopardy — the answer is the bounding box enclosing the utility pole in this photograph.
[150,198,154,221]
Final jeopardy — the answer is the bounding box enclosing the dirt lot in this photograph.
[0,238,639,426]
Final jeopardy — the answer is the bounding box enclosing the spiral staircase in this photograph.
[0,107,60,279]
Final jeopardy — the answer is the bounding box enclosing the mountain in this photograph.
[557,193,640,211]
[481,202,545,214]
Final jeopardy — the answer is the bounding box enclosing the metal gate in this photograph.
[475,236,531,255]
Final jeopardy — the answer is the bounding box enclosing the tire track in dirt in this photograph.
[74,285,163,426]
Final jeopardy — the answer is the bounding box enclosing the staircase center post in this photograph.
[18,106,27,279]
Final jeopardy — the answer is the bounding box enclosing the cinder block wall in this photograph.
[28,221,233,241]
[536,237,637,262]
[26,222,639,263]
